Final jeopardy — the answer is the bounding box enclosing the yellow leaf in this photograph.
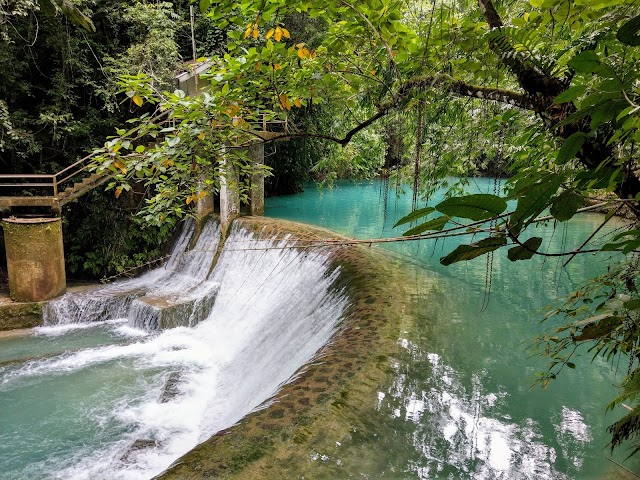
[115,186,123,199]
[279,93,291,111]
[186,195,192,205]
[255,61,262,71]
[244,28,251,39]
[294,98,302,108]
[198,132,205,140]
[297,48,305,59]
[391,50,397,59]
[274,27,282,42]
[114,160,127,174]
[282,28,290,39]
[252,26,259,39]
[132,95,143,107]
[199,191,207,199]
[296,42,305,49]
[266,28,274,39]
[273,63,282,71]
[302,47,310,58]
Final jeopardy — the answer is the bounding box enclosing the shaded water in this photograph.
[265,179,636,479]
[0,221,347,479]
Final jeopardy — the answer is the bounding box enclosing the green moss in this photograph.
[0,301,44,330]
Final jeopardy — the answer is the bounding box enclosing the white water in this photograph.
[1,220,347,480]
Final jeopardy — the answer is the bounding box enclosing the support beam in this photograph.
[219,157,240,231]
[2,218,66,302]
[248,142,265,216]
[196,175,214,226]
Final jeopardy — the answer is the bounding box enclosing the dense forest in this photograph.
[2,0,640,453]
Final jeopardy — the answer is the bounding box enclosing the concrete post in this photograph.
[219,157,240,230]
[196,175,214,227]
[248,142,265,216]
[2,217,66,302]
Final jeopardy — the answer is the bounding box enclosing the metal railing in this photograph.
[0,151,97,199]
[0,114,289,201]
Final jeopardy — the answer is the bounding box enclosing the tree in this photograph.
[96,0,640,450]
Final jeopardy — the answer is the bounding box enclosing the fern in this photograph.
[486,26,557,79]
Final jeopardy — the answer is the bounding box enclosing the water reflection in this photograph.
[376,340,567,479]
[266,180,637,479]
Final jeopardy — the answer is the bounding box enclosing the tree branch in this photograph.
[477,0,565,98]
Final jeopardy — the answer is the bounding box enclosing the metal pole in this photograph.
[190,5,199,95]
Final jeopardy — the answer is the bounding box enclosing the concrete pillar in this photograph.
[248,142,265,216]
[2,217,66,302]
[219,157,240,230]
[196,175,214,226]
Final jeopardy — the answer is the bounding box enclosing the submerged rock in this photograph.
[120,439,161,464]
[160,371,182,403]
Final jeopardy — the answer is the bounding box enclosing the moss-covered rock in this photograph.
[0,301,43,330]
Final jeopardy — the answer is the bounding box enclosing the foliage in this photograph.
[63,188,174,278]
[0,0,199,276]
[4,0,640,453]
[167,0,640,452]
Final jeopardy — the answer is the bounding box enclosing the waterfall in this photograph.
[2,219,348,480]
[43,219,221,331]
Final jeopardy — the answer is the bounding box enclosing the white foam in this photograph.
[8,222,347,480]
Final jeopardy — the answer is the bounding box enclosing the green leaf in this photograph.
[394,207,435,228]
[403,216,450,236]
[199,0,212,13]
[553,85,587,104]
[509,173,564,234]
[624,299,640,310]
[507,237,543,261]
[617,14,640,46]
[435,194,507,221]
[568,50,601,73]
[440,236,507,266]
[221,83,230,95]
[568,50,615,76]
[556,132,587,164]
[550,190,584,221]
[590,99,628,130]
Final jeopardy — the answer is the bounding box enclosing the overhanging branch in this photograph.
[249,76,538,148]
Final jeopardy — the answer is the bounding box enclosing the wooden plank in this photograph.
[0,196,59,208]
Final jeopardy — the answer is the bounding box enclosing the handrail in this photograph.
[0,174,55,179]
[54,152,97,178]
[0,114,290,203]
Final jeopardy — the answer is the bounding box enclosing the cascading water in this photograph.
[0,219,347,480]
[43,219,221,331]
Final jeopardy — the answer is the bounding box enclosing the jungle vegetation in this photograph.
[2,0,640,454]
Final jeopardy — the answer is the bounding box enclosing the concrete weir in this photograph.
[2,217,66,303]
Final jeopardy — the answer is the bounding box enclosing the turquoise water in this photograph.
[266,179,637,479]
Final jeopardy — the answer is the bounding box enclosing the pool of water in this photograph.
[0,222,348,480]
[265,179,636,479]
